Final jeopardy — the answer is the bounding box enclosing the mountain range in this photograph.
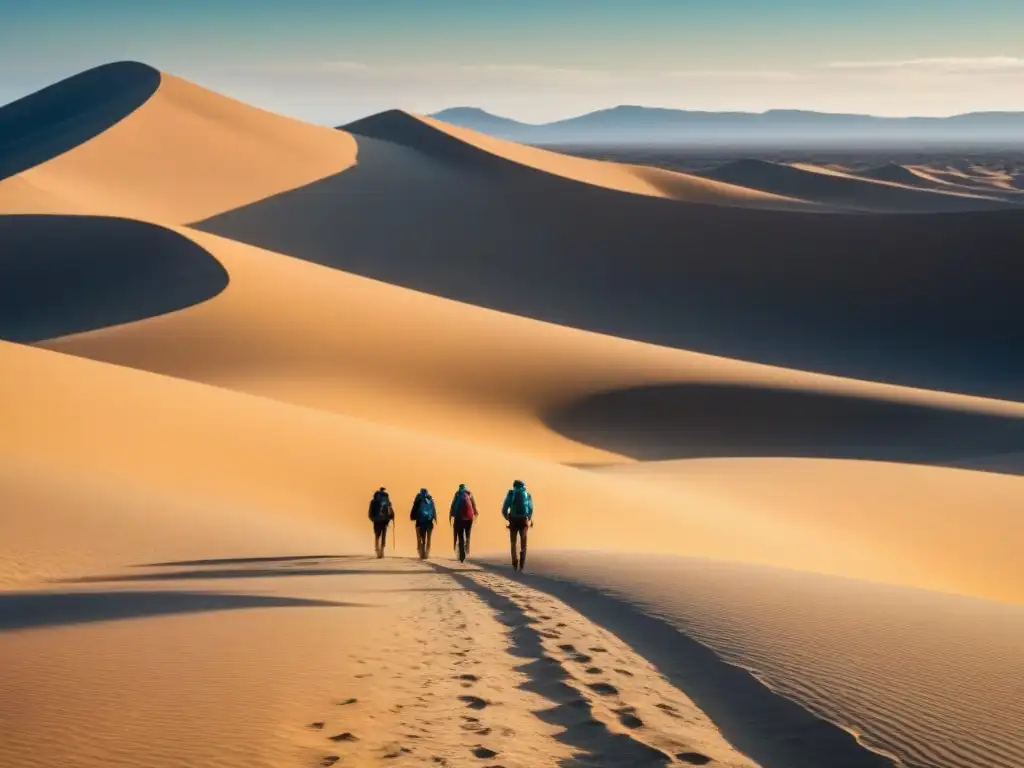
[428,105,1024,146]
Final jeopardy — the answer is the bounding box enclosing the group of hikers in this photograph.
[367,480,534,571]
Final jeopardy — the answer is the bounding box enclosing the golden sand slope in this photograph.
[0,63,355,221]
[34,221,1023,463]
[595,458,1024,604]
[517,553,1024,768]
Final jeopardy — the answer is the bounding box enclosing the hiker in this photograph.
[368,486,394,558]
[449,483,479,563]
[410,487,437,559]
[501,479,533,571]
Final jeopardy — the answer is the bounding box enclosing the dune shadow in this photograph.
[60,567,427,584]
[0,590,360,632]
[475,563,894,768]
[0,214,229,342]
[545,382,1024,471]
[136,555,366,567]
[0,61,160,181]
[195,125,1024,400]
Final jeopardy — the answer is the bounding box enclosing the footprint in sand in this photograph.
[589,646,608,653]
[614,668,635,677]
[309,721,325,730]
[585,666,603,675]
[336,698,358,706]
[676,753,712,765]
[321,757,339,767]
[656,703,682,719]
[329,732,359,743]
[460,695,489,710]
[587,682,619,696]
[472,746,499,759]
[457,673,480,682]
[614,706,644,729]
[557,644,577,653]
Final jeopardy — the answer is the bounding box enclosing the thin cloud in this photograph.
[826,57,1024,71]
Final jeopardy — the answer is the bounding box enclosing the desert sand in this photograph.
[2,61,1022,768]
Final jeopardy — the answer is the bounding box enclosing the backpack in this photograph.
[369,491,391,521]
[509,486,530,519]
[456,490,475,521]
[414,493,435,525]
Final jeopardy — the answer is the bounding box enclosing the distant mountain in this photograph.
[425,105,1024,146]
[428,107,532,136]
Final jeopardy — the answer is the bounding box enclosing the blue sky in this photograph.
[2,0,1022,123]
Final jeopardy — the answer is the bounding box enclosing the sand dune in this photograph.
[196,130,1024,399]
[3,62,1024,768]
[0,61,160,182]
[511,553,1024,768]
[702,159,1014,211]
[0,61,356,221]
[859,163,1024,200]
[34,222,1024,468]
[346,110,816,209]
[857,162,952,189]
[0,214,228,342]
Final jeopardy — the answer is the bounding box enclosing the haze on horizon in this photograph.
[1,0,1023,125]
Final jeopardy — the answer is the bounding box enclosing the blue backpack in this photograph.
[509,486,531,519]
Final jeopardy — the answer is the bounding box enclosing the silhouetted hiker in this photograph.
[410,487,437,559]
[368,487,394,558]
[449,483,479,563]
[502,479,533,571]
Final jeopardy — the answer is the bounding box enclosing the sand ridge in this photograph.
[0,62,357,221]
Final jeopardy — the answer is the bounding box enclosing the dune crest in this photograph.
[0,64,357,221]
[346,109,815,209]
[0,61,160,182]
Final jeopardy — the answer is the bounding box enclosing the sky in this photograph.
[1,0,1023,124]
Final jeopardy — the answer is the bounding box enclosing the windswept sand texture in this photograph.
[2,62,1022,768]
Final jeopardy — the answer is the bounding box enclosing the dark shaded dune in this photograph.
[195,129,1024,400]
[545,383,1024,467]
[858,163,947,189]
[0,61,160,181]
[344,109,587,183]
[0,215,229,342]
[701,159,1011,211]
